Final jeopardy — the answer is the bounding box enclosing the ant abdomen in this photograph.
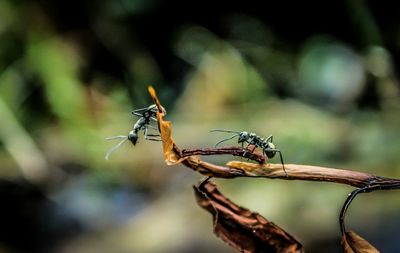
[264,142,276,158]
[265,150,276,159]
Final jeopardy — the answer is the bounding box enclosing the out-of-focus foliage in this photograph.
[1,1,400,253]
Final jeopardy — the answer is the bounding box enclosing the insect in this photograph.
[210,129,286,175]
[105,104,166,160]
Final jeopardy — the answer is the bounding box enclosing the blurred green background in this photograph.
[1,1,400,252]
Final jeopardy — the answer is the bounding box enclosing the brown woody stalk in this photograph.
[177,147,400,190]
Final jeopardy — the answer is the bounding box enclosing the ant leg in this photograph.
[248,137,256,147]
[245,144,258,161]
[146,138,162,141]
[147,134,161,137]
[145,133,162,141]
[132,107,150,113]
[146,132,161,138]
[132,112,157,120]
[242,143,249,157]
[245,138,255,147]
[278,150,288,178]
[242,144,251,158]
[144,128,162,141]
[242,138,256,157]
[147,125,159,130]
[265,135,273,142]
[132,112,143,118]
[267,149,287,178]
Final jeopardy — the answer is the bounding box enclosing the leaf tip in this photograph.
[148,86,156,97]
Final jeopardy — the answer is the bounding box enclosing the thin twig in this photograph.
[339,187,368,235]
[181,146,265,164]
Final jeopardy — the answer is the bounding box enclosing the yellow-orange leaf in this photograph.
[148,86,163,114]
[148,86,183,165]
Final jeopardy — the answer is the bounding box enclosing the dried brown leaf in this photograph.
[194,181,304,253]
[341,230,379,253]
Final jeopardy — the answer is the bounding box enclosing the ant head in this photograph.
[265,142,276,158]
[128,130,138,145]
[238,131,249,143]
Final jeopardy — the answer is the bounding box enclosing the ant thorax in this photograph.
[133,117,146,130]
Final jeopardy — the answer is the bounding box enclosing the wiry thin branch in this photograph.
[181,146,265,164]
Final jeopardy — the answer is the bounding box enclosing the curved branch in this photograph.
[339,187,368,235]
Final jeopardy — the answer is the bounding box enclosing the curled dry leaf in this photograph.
[194,180,304,253]
[341,231,379,253]
[148,86,184,165]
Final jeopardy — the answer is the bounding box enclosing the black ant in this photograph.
[210,129,287,175]
[105,104,166,160]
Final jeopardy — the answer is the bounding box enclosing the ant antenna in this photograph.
[210,129,241,134]
[265,135,273,143]
[214,134,239,147]
[210,129,241,147]
[105,135,128,160]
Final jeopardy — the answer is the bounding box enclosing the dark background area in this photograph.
[1,1,400,252]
